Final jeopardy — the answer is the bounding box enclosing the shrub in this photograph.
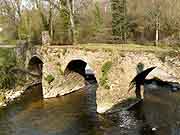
[101,61,112,74]
[0,48,16,89]
[99,61,112,89]
[45,74,55,84]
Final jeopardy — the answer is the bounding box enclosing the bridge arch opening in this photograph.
[64,60,97,83]
[27,56,43,98]
[28,56,43,78]
[64,60,98,114]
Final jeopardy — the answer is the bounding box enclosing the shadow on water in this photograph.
[130,80,180,134]
[102,63,180,135]
[0,81,112,135]
[0,84,43,135]
[136,84,180,135]
[2,60,180,134]
[101,84,180,135]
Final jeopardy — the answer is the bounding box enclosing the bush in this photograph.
[0,48,16,89]
[0,68,16,89]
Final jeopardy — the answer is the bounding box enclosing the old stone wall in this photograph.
[30,46,180,113]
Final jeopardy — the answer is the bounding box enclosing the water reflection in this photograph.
[0,83,104,135]
[137,85,180,135]
[1,83,180,135]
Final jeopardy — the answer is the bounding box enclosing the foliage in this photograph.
[1,0,180,45]
[55,5,71,44]
[93,2,103,33]
[100,61,112,89]
[45,74,55,84]
[0,48,16,89]
[111,0,128,42]
[101,61,113,74]
[0,93,5,103]
[0,69,16,89]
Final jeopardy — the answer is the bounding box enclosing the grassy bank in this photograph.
[79,43,178,53]
[50,43,179,53]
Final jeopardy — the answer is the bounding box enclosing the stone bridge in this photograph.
[15,44,180,113]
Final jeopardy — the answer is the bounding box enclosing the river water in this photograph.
[0,83,180,135]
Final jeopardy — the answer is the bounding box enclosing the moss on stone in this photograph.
[62,49,67,56]
[0,93,5,103]
[57,63,64,75]
[45,74,55,84]
[101,61,112,74]
[100,61,112,89]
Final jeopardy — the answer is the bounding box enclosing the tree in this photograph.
[35,0,54,40]
[111,0,128,43]
[45,0,75,44]
[67,0,76,43]
[146,0,162,45]
[0,0,23,39]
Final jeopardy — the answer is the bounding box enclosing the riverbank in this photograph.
[0,88,24,107]
[0,80,41,108]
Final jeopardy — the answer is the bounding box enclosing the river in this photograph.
[0,83,180,135]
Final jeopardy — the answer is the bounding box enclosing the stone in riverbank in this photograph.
[0,89,24,108]
[0,81,41,108]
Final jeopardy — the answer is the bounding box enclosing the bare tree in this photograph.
[34,0,54,39]
[66,0,75,43]
[0,0,23,39]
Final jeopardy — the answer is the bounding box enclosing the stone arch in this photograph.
[28,55,43,78]
[64,59,97,83]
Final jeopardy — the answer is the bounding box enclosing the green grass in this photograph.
[50,43,178,53]
[0,35,8,41]
[0,35,17,45]
[78,43,175,53]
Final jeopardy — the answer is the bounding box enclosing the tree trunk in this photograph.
[49,2,53,40]
[67,0,76,44]
[155,17,159,46]
[123,0,127,43]
[155,27,159,46]
[35,0,48,31]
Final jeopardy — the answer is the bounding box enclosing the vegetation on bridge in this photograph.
[100,61,112,89]
[45,74,55,84]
